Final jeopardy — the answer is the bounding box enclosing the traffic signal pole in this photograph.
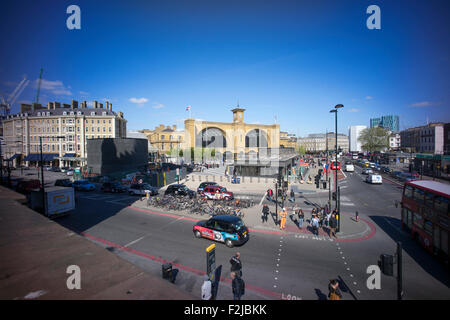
[397,242,403,300]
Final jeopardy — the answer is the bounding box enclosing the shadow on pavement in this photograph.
[369,215,449,287]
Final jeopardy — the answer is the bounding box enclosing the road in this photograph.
[52,164,450,300]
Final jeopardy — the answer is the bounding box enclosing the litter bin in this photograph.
[162,263,173,280]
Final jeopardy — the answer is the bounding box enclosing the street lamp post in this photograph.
[330,104,343,232]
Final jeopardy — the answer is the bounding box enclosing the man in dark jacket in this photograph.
[230,252,242,277]
[329,213,338,238]
[262,204,269,223]
[231,272,244,300]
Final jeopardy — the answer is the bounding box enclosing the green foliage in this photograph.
[358,127,390,152]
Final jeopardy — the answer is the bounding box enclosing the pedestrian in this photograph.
[267,188,273,202]
[329,213,338,238]
[230,252,242,277]
[231,272,245,300]
[201,274,212,300]
[328,279,342,300]
[280,207,287,230]
[290,188,295,203]
[262,204,269,223]
[311,214,319,236]
[298,208,304,229]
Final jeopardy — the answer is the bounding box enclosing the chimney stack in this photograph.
[72,100,78,109]
[94,100,98,109]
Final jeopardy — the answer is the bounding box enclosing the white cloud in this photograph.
[410,101,439,107]
[152,102,165,109]
[347,108,360,113]
[37,79,72,96]
[79,91,89,96]
[129,97,149,105]
[365,96,373,100]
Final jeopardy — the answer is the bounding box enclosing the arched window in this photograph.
[245,129,268,148]
[196,127,227,148]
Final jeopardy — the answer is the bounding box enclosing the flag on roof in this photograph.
[186,105,191,111]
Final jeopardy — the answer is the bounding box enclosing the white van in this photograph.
[345,164,355,172]
[366,174,382,184]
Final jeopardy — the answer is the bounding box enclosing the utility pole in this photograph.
[39,136,45,215]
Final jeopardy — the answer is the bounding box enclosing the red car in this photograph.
[201,185,234,200]
[331,161,341,170]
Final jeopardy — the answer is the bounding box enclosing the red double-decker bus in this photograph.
[401,180,449,264]
[331,161,340,170]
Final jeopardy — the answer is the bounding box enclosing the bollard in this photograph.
[356,211,359,222]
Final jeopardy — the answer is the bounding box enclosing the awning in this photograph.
[8,154,21,161]
[62,153,76,157]
[24,153,59,162]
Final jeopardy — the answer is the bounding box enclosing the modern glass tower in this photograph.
[370,115,399,132]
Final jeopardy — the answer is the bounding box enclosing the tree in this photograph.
[296,144,306,155]
[358,127,390,152]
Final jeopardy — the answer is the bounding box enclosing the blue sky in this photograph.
[1,0,449,136]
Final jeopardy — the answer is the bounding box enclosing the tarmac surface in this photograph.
[0,185,195,300]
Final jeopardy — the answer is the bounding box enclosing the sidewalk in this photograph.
[0,186,195,300]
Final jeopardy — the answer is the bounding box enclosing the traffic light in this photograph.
[378,254,394,276]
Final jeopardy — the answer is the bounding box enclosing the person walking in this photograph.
[311,214,320,236]
[267,188,273,202]
[280,207,287,230]
[231,272,245,300]
[329,213,338,238]
[297,208,304,229]
[230,252,242,277]
[328,279,343,300]
[289,188,295,203]
[201,274,212,300]
[261,204,269,223]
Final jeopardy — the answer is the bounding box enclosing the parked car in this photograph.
[101,181,128,193]
[66,169,74,176]
[202,185,234,200]
[60,167,69,173]
[193,215,249,248]
[398,173,417,182]
[366,174,383,184]
[197,181,218,194]
[16,179,41,194]
[391,171,403,179]
[72,180,96,191]
[129,183,159,196]
[55,179,73,187]
[51,167,61,172]
[362,168,373,175]
[43,165,52,171]
[164,184,196,198]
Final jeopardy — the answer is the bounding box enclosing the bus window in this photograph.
[433,225,440,251]
[442,230,448,255]
[424,220,433,236]
[435,196,449,214]
[413,188,425,203]
[413,212,423,228]
[404,185,413,198]
[424,192,434,208]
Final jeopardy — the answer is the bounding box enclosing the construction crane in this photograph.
[34,67,44,105]
[0,76,29,116]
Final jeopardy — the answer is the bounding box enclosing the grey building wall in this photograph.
[87,138,148,175]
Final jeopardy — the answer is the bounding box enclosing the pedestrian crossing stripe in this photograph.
[294,234,334,242]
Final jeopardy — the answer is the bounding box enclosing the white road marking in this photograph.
[124,236,146,247]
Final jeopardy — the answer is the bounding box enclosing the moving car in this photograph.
[129,183,159,196]
[55,179,73,187]
[197,181,218,194]
[344,163,354,172]
[366,174,383,184]
[164,184,195,198]
[398,173,418,182]
[193,215,249,248]
[101,181,128,193]
[202,185,234,200]
[362,168,373,175]
[72,180,96,191]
